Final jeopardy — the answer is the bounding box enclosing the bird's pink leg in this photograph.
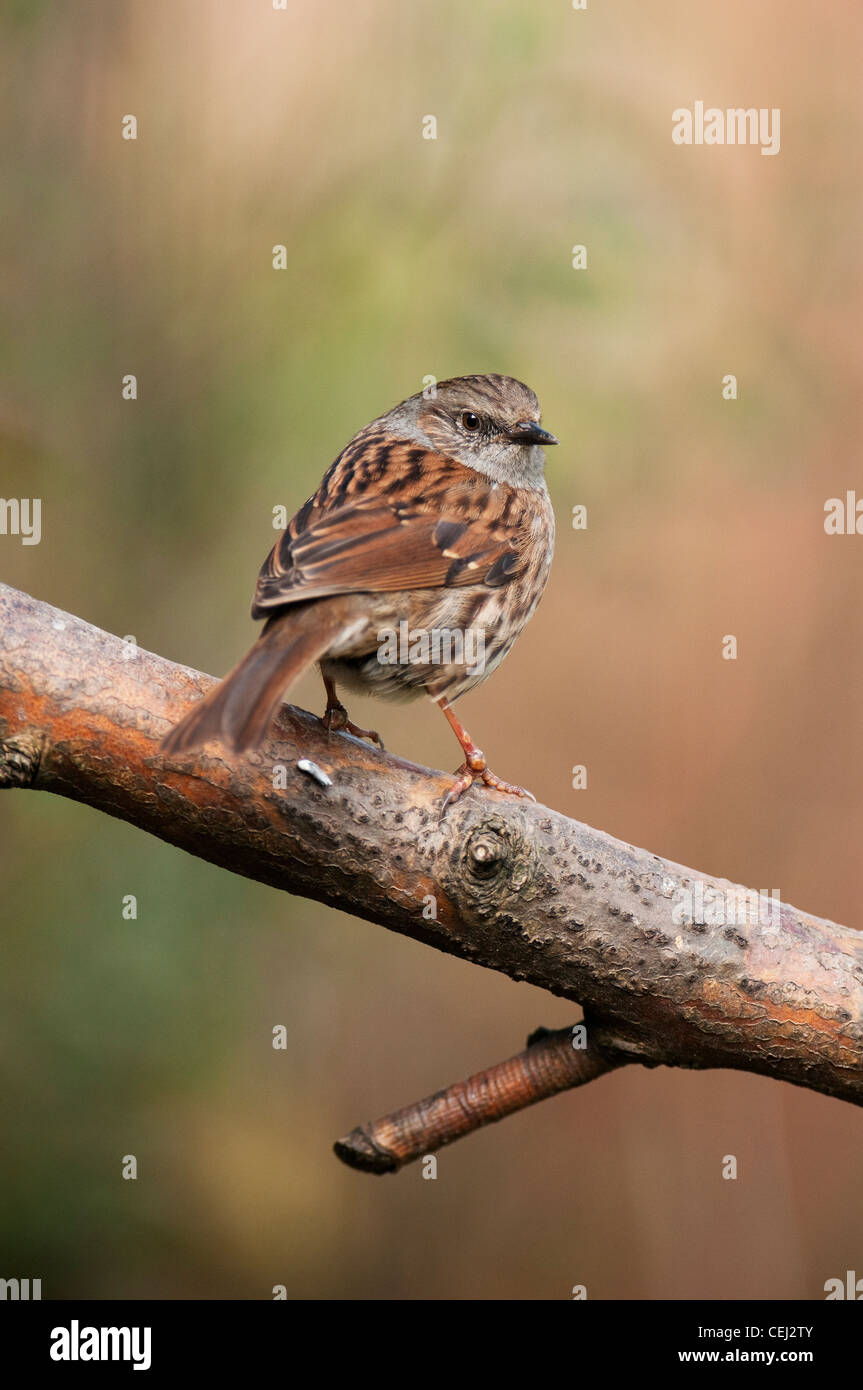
[435,695,536,811]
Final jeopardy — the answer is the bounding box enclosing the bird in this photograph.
[162,373,557,809]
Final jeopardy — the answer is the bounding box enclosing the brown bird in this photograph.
[162,373,557,809]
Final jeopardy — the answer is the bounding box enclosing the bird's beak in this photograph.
[506,421,559,446]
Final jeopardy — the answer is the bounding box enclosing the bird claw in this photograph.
[322,701,385,751]
[479,769,536,801]
[441,766,476,814]
[440,762,536,815]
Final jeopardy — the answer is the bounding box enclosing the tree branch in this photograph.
[2,581,863,1172]
[334,1023,627,1173]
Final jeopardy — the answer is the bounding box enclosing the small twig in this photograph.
[333,1025,627,1173]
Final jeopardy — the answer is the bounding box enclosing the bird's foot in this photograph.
[321,699,385,750]
[441,746,536,814]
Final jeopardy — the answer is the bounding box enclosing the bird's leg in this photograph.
[321,674,384,749]
[436,695,536,812]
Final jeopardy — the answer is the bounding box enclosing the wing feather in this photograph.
[251,439,531,617]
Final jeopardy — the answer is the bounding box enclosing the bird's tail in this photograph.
[162,601,358,755]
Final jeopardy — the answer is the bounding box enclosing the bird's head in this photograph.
[387,374,558,488]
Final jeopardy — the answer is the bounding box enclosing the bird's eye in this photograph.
[460,411,481,432]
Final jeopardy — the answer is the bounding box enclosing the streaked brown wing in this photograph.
[251,440,527,616]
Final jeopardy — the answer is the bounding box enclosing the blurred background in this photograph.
[1,0,862,1299]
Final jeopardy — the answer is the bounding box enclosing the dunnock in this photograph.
[163,374,557,808]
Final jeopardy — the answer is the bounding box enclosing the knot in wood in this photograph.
[0,733,43,789]
[459,817,540,906]
[469,831,503,879]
